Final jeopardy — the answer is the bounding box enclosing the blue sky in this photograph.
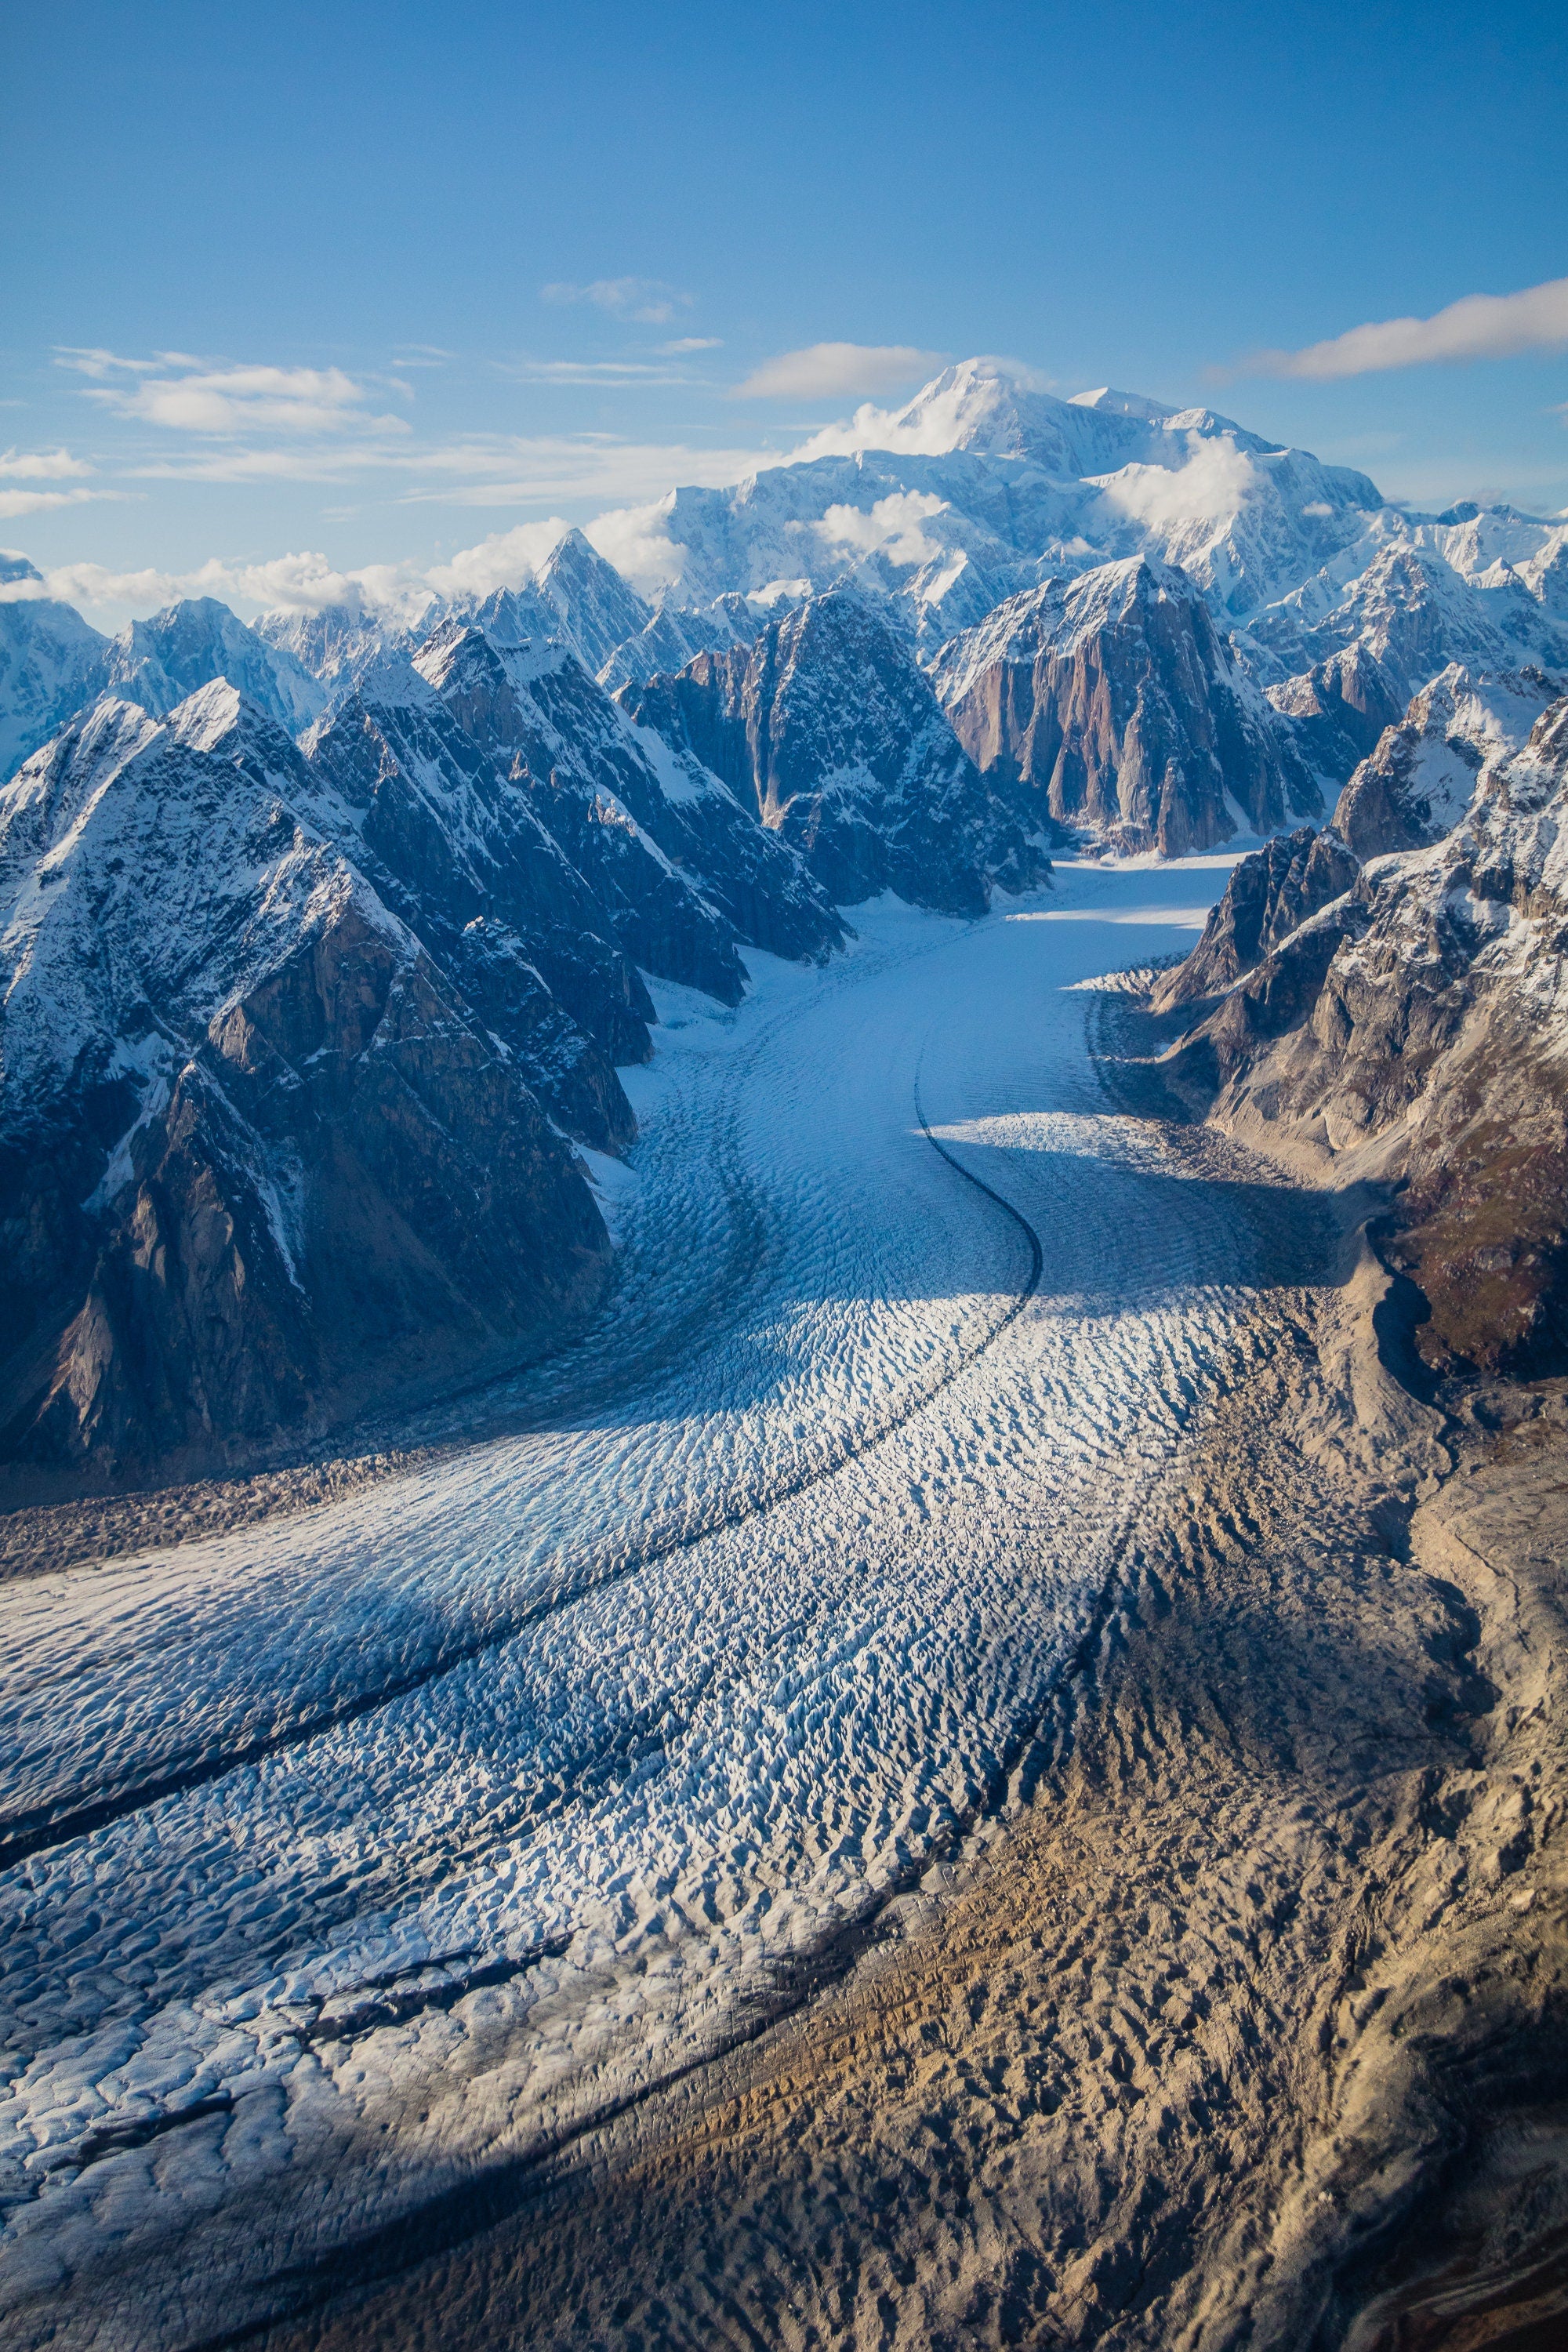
[5,0,1566,621]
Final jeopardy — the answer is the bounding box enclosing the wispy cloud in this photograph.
[732,343,945,401]
[495,358,702,387]
[1242,274,1568,380]
[0,447,93,480]
[540,277,692,326]
[58,350,411,437]
[660,336,722,355]
[0,487,105,520]
[397,434,781,508]
[53,347,165,379]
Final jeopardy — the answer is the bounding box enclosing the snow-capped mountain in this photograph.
[8,359,1568,866]
[608,360,1388,641]
[0,557,110,780]
[1160,684,1568,1377]
[412,593,843,993]
[1332,663,1564,859]
[623,587,1048,915]
[256,601,429,696]
[928,556,1319,855]
[524,526,656,673]
[103,596,328,735]
[299,670,649,1152]
[0,686,609,1478]
[599,587,804,695]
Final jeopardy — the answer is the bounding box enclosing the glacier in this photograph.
[0,855,1334,2348]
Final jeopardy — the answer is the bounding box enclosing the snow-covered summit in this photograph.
[104,597,327,737]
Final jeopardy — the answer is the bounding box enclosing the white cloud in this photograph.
[1249,274,1568,379]
[30,548,440,627]
[496,358,700,387]
[660,336,722,354]
[732,343,945,401]
[53,347,160,379]
[0,486,106,520]
[61,350,410,438]
[1092,436,1262,532]
[541,278,691,326]
[0,448,93,480]
[815,490,947,568]
[584,501,688,594]
[423,519,578,602]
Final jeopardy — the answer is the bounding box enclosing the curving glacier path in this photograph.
[0,855,1322,2349]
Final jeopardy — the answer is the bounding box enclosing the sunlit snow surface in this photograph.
[1,855,1279,2347]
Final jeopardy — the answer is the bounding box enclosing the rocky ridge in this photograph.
[0,688,612,1487]
[0,582,856,1487]
[929,556,1319,855]
[623,587,1049,914]
[1158,688,1568,1377]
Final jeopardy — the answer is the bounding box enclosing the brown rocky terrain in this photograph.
[928,557,1318,856]
[1160,696,1568,1381]
[226,1188,1568,2352]
[0,689,612,1497]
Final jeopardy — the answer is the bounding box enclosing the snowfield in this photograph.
[1,855,1308,2347]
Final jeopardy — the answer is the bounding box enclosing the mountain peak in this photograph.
[1069,387,1179,421]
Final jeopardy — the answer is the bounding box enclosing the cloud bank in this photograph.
[1248,274,1568,380]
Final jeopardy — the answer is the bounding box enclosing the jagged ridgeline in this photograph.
[0,582,1020,1490]
[4,358,1567,1479]
[1155,681,1568,1379]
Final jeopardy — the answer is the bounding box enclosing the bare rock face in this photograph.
[0,688,611,1486]
[302,678,648,1150]
[1153,824,1359,1011]
[1331,663,1563,861]
[1264,642,1406,798]
[930,557,1316,855]
[623,588,1047,916]
[413,601,843,996]
[1162,695,1568,1377]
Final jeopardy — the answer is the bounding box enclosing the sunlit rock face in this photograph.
[1163,693,1568,1378]
[1330,662,1563,861]
[931,557,1318,855]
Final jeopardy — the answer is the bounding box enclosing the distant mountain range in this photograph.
[3,358,1566,1483]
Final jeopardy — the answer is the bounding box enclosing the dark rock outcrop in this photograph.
[0,688,611,1487]
[624,588,1048,915]
[1160,695,1568,1377]
[1154,825,1359,1010]
[302,680,648,1149]
[1265,643,1406,797]
[414,600,844,996]
[930,558,1316,855]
